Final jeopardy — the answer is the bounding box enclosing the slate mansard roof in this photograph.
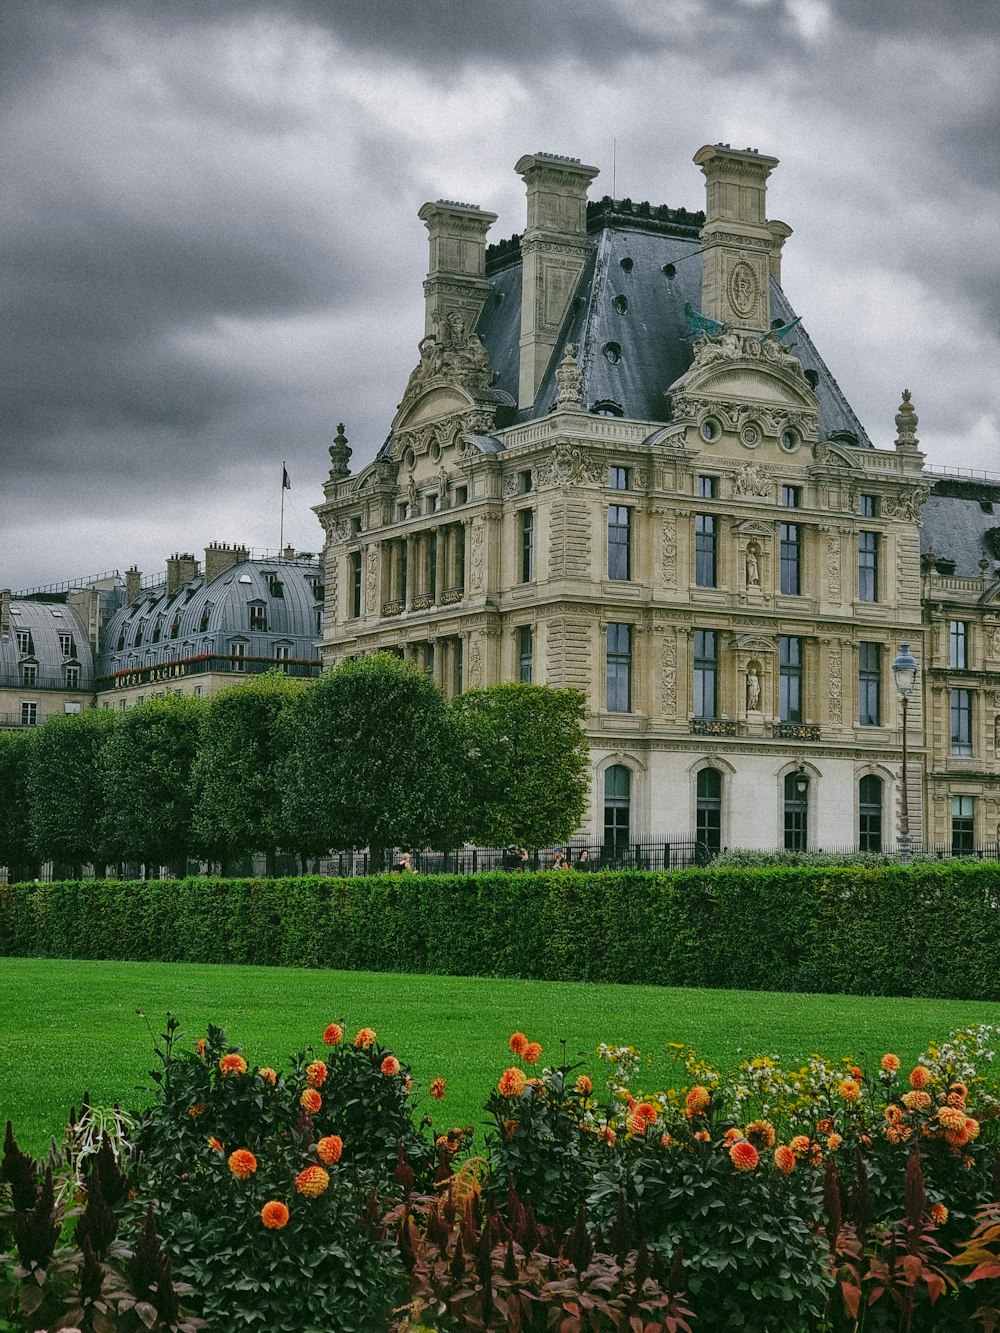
[922,477,1000,579]
[0,598,94,689]
[379,196,872,461]
[96,556,324,683]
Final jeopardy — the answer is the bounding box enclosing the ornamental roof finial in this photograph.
[894,389,919,450]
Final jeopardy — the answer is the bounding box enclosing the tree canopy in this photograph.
[27,708,117,873]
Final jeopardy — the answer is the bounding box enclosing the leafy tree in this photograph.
[190,670,307,872]
[281,653,464,862]
[0,728,39,881]
[101,694,207,873]
[27,708,118,874]
[452,683,590,848]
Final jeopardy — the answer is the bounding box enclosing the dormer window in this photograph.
[116,631,126,651]
[21,662,37,686]
[58,632,74,656]
[151,618,163,643]
[199,604,212,633]
[134,621,144,647]
[15,630,31,656]
[65,664,81,689]
[170,617,180,639]
[249,602,268,632]
[266,576,284,598]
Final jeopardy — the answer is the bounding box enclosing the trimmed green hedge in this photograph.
[2,864,1000,998]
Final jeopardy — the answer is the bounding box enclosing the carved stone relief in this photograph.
[469,640,482,688]
[827,533,841,600]
[365,548,378,611]
[470,521,485,592]
[828,643,843,726]
[733,462,771,497]
[661,633,677,717]
[661,515,677,588]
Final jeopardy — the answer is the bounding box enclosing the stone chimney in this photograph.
[125,566,142,605]
[766,219,793,285]
[282,545,295,560]
[417,200,498,340]
[0,589,10,638]
[515,152,599,409]
[204,542,249,584]
[166,552,198,596]
[693,143,780,331]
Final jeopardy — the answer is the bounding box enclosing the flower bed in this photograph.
[3,1018,1000,1330]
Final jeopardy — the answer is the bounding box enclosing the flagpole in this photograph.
[280,461,286,554]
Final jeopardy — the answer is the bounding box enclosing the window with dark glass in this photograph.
[170,618,180,639]
[454,638,464,694]
[696,767,722,855]
[606,623,632,713]
[693,629,717,718]
[781,485,801,508]
[58,633,73,656]
[199,606,211,633]
[952,796,975,853]
[21,663,36,686]
[230,642,246,671]
[610,466,629,490]
[604,765,631,852]
[520,509,535,583]
[274,644,290,670]
[858,531,878,602]
[951,688,972,755]
[20,702,37,727]
[696,475,716,499]
[152,618,162,643]
[351,552,362,617]
[518,625,533,683]
[779,636,803,722]
[65,664,80,689]
[859,642,881,725]
[858,494,878,518]
[780,522,801,595]
[608,505,631,580]
[695,514,716,587]
[950,621,968,669]
[783,771,808,851]
[859,774,883,851]
[15,630,31,655]
[456,525,466,589]
[519,469,533,494]
[249,603,268,632]
[428,531,438,600]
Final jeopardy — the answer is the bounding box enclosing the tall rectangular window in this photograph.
[696,475,717,499]
[858,531,878,602]
[65,664,80,689]
[859,494,878,518]
[58,633,73,656]
[455,525,466,589]
[274,645,290,671]
[606,623,632,713]
[351,551,362,617]
[231,642,246,672]
[518,626,533,683]
[21,664,36,686]
[779,636,802,723]
[520,509,535,583]
[249,604,268,631]
[15,630,30,655]
[780,522,801,595]
[695,514,716,587]
[610,466,629,490]
[454,638,464,695]
[428,531,438,600]
[951,688,972,755]
[859,642,881,725]
[952,795,975,854]
[693,629,717,718]
[20,701,37,727]
[950,621,968,669]
[781,485,801,508]
[608,505,631,580]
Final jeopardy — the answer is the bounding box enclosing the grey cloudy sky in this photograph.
[3,0,998,592]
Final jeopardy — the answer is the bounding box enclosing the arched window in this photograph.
[696,768,722,854]
[783,770,808,851]
[604,765,631,853]
[859,775,883,851]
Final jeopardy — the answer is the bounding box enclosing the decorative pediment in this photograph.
[812,441,866,470]
[732,519,774,538]
[392,314,500,434]
[730,633,779,654]
[670,329,819,406]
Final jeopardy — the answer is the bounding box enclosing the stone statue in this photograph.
[994,714,1000,753]
[746,665,761,711]
[555,344,584,409]
[746,544,760,587]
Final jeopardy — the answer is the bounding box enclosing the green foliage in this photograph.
[190,671,307,866]
[451,683,590,848]
[100,694,207,870]
[0,730,37,880]
[26,707,118,871]
[6,862,1000,1003]
[280,654,464,857]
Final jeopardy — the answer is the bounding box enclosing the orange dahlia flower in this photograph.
[208,1136,224,1153]
[965,1117,981,1141]
[884,1104,904,1125]
[723,1127,744,1147]
[380,1055,401,1076]
[887,1124,913,1145]
[838,1079,861,1103]
[827,1133,843,1151]
[306,1060,328,1088]
[950,1081,969,1100]
[522,1042,542,1065]
[685,1085,710,1117]
[294,1165,330,1198]
[323,1023,343,1046]
[789,1135,811,1158]
[745,1120,776,1150]
[693,1130,711,1143]
[261,1201,289,1229]
[880,1053,901,1073]
[909,1066,932,1089]
[196,1038,207,1058]
[257,1067,277,1085]
[634,1102,658,1127]
[317,1135,343,1165]
[849,1065,863,1081]
[429,1077,446,1100]
[660,1133,674,1148]
[509,1031,528,1056]
[730,1140,759,1172]
[498,1067,527,1098]
[354,1027,376,1049]
[816,1118,834,1135]
[945,1126,970,1149]
[945,1089,967,1108]
[300,1088,322,1114]
[626,1112,647,1135]
[597,1125,616,1147]
[228,1149,258,1179]
[219,1053,248,1076]
[929,1203,948,1226]
[187,1103,205,1118]
[902,1089,932,1111]
[938,1106,967,1132]
[774,1145,796,1174]
[575,1075,593,1097]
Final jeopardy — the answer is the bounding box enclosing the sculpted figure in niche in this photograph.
[994,714,1000,753]
[746,544,760,587]
[746,664,761,712]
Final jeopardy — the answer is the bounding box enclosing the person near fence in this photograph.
[551,848,570,870]
[502,845,523,871]
[392,851,415,872]
[573,848,592,871]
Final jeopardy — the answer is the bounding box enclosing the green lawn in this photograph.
[3,958,999,1154]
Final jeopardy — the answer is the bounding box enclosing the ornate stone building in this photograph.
[317,142,968,853]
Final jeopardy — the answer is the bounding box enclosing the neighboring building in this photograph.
[0,585,101,728]
[316,142,955,853]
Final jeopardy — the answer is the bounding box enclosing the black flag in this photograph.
[282,467,291,490]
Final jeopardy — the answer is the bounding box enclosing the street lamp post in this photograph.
[891,642,919,864]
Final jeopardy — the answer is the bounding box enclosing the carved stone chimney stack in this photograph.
[125,567,141,605]
[204,542,247,584]
[166,552,198,596]
[0,589,10,638]
[515,152,599,409]
[418,200,498,340]
[766,219,793,286]
[694,143,780,331]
